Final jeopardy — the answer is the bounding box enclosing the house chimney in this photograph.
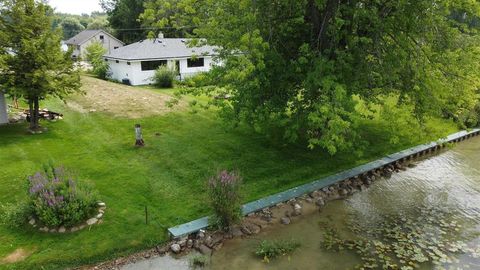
[158,32,164,39]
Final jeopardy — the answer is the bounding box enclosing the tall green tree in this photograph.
[101,0,145,43]
[60,17,85,40]
[0,0,81,131]
[143,0,480,154]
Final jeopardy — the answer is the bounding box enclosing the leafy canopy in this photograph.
[143,0,480,154]
[0,0,81,129]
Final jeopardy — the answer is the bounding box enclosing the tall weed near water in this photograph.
[207,170,242,230]
[28,165,98,227]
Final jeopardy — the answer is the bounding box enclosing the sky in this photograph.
[47,0,103,15]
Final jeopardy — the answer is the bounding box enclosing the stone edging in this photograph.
[164,129,480,256]
[28,201,106,233]
[84,129,480,269]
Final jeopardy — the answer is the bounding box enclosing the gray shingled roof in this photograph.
[103,38,218,60]
[65,30,102,45]
[65,30,124,46]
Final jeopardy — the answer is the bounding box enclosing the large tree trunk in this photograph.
[305,0,342,52]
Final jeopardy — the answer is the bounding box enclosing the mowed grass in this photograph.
[0,77,459,269]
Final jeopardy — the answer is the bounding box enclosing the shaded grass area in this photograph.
[0,81,458,269]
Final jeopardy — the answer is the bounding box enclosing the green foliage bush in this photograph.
[0,202,32,228]
[153,66,176,88]
[183,72,211,88]
[28,165,98,227]
[189,254,208,268]
[255,239,300,260]
[85,42,109,79]
[208,170,242,230]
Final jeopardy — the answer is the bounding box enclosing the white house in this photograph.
[103,37,219,86]
[0,92,8,125]
[65,30,124,59]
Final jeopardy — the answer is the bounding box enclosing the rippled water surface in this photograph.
[210,137,480,270]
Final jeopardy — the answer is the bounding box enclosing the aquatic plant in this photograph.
[190,254,209,268]
[320,205,480,269]
[255,239,301,262]
[208,170,243,230]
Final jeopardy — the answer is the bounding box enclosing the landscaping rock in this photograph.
[49,228,57,233]
[70,226,79,232]
[87,218,98,225]
[213,242,223,251]
[339,188,348,197]
[209,234,223,248]
[155,245,168,255]
[204,235,213,246]
[29,218,36,226]
[230,226,243,237]
[178,239,187,248]
[98,202,106,207]
[58,226,66,233]
[96,213,103,219]
[241,225,252,235]
[293,203,302,216]
[193,240,201,249]
[198,244,212,256]
[316,198,325,207]
[281,217,291,225]
[40,227,48,232]
[187,239,194,249]
[197,230,205,239]
[170,243,181,254]
[247,223,261,234]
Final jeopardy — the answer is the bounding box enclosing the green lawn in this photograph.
[0,77,459,269]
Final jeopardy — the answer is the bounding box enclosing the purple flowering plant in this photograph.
[27,165,98,227]
[208,170,243,230]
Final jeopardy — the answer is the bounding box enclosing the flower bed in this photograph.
[23,165,103,233]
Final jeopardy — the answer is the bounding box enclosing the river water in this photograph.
[210,137,480,270]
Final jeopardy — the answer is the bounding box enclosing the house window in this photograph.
[100,35,104,40]
[76,45,80,50]
[127,62,131,65]
[141,60,167,71]
[187,58,204,68]
[116,60,119,63]
[104,59,108,62]
[114,46,119,49]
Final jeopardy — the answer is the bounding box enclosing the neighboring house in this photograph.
[0,92,8,125]
[103,37,219,86]
[65,30,124,59]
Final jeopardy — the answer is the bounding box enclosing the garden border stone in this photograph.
[29,201,106,233]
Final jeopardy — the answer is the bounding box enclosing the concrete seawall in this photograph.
[168,128,480,239]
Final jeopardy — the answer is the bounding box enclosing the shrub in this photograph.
[255,239,300,261]
[190,254,208,268]
[0,202,32,228]
[28,165,98,228]
[207,170,242,230]
[85,42,109,79]
[153,66,176,88]
[183,72,210,87]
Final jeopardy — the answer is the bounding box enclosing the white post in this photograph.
[0,92,8,125]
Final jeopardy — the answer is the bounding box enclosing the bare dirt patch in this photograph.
[1,248,34,264]
[68,76,184,118]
